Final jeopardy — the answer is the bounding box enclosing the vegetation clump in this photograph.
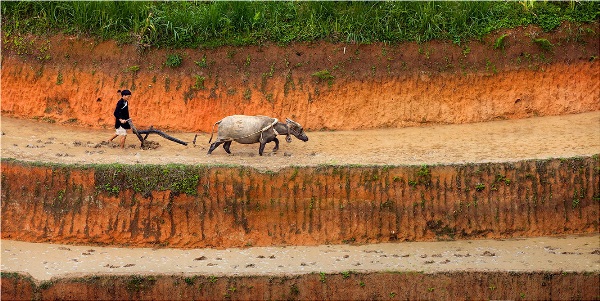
[312,69,335,85]
[95,164,201,197]
[533,38,554,51]
[165,54,183,68]
[2,1,597,49]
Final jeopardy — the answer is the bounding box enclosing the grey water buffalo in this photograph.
[194,115,309,156]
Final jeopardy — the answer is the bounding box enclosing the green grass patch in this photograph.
[165,53,183,68]
[494,34,508,50]
[533,38,554,51]
[2,1,598,48]
[312,69,334,85]
[95,164,202,196]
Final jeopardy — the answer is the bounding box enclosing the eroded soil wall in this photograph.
[2,23,599,132]
[2,271,599,301]
[2,157,598,248]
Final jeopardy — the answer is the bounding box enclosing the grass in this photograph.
[494,34,508,50]
[2,1,598,49]
[312,69,335,85]
[193,75,206,90]
[533,38,554,51]
[165,54,183,68]
[319,272,326,283]
[94,163,201,196]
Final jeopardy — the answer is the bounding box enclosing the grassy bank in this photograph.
[2,1,598,48]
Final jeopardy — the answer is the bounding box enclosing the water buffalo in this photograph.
[194,115,309,156]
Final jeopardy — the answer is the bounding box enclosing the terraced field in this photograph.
[1,21,599,300]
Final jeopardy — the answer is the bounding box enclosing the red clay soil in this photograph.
[1,22,599,132]
[2,157,598,249]
[3,271,599,301]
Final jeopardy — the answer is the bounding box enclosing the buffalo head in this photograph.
[286,118,309,142]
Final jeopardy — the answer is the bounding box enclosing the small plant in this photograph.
[166,53,183,67]
[417,165,430,177]
[208,275,218,283]
[342,271,351,279]
[265,93,274,103]
[319,272,326,283]
[475,183,485,191]
[312,69,334,85]
[462,45,471,56]
[494,174,511,185]
[290,284,300,296]
[390,292,396,298]
[193,75,206,90]
[359,281,365,287]
[414,164,432,187]
[227,50,236,59]
[42,117,56,123]
[533,38,553,51]
[494,34,508,50]
[243,88,252,100]
[342,237,356,244]
[261,62,275,79]
[56,71,63,85]
[56,189,65,201]
[126,275,156,292]
[128,65,140,73]
[485,59,498,74]
[39,280,53,290]
[195,55,207,68]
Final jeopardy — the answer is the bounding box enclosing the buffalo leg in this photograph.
[207,141,223,154]
[258,142,267,156]
[223,141,232,154]
[272,137,280,152]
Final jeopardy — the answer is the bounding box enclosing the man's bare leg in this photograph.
[120,136,126,148]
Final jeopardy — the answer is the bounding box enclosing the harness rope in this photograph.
[228,118,280,143]
[258,119,280,143]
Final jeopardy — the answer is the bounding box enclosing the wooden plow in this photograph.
[127,119,188,147]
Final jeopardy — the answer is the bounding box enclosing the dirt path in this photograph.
[2,111,599,171]
[2,235,599,282]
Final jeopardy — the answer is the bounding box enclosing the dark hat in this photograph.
[121,89,132,96]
